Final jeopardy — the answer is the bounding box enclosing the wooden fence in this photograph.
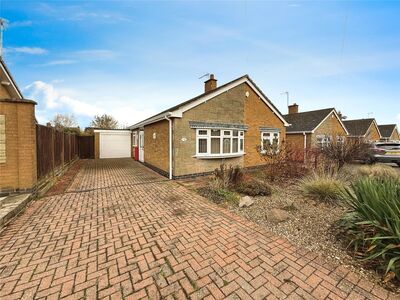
[36,124,79,180]
[78,136,95,159]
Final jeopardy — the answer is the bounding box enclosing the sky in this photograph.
[1,0,399,128]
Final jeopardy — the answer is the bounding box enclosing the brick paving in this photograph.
[0,159,396,299]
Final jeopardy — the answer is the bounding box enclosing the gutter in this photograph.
[165,116,173,180]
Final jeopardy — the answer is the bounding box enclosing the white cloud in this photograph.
[6,47,48,55]
[38,60,77,67]
[9,20,33,28]
[23,81,155,126]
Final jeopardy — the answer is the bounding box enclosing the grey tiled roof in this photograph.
[343,119,375,136]
[378,124,396,138]
[283,108,334,132]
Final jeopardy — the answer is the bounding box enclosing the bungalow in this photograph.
[283,105,348,152]
[343,118,381,142]
[129,74,289,179]
[378,124,400,142]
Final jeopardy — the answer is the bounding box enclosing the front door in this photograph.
[139,131,144,162]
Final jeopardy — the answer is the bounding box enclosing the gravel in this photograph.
[227,181,400,293]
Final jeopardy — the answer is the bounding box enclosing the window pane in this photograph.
[198,139,207,153]
[198,130,207,135]
[211,129,220,136]
[240,131,244,136]
[232,138,238,153]
[233,130,238,136]
[223,131,231,136]
[211,138,220,154]
[240,139,244,151]
[263,132,270,137]
[223,138,231,153]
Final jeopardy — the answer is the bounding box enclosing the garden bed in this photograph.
[180,168,400,294]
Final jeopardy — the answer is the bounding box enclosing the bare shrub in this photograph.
[214,164,244,188]
[319,137,370,169]
[258,142,308,182]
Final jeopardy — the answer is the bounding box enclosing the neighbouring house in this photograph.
[283,104,348,154]
[129,74,289,179]
[0,59,37,195]
[378,124,400,142]
[343,118,381,142]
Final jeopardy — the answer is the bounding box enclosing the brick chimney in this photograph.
[288,103,299,114]
[204,74,217,93]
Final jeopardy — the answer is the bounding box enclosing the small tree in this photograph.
[319,137,370,169]
[50,114,77,130]
[90,114,118,129]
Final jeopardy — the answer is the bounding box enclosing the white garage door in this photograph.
[99,131,131,159]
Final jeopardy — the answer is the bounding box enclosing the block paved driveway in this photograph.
[0,159,396,300]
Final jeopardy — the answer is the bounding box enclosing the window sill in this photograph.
[193,153,245,159]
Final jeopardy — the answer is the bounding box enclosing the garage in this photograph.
[94,130,131,159]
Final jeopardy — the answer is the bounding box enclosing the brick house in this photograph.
[0,59,37,195]
[343,118,381,142]
[129,74,289,179]
[283,105,348,153]
[378,124,400,142]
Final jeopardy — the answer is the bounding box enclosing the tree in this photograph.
[50,114,77,130]
[90,114,118,129]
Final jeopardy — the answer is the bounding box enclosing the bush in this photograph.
[340,177,400,280]
[214,164,244,188]
[357,164,399,180]
[235,179,272,196]
[197,186,240,204]
[319,137,370,169]
[299,168,348,202]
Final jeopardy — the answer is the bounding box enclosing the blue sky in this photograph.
[1,1,399,128]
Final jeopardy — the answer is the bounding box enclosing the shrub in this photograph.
[298,167,348,202]
[319,137,370,169]
[197,186,240,204]
[340,177,400,280]
[235,179,272,196]
[258,143,308,181]
[357,164,399,180]
[214,164,244,188]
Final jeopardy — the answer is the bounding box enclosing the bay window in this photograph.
[196,129,245,157]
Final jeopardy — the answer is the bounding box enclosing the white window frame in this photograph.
[132,132,138,147]
[195,129,245,158]
[260,130,280,153]
[316,134,332,148]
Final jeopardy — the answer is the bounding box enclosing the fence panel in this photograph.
[78,136,94,159]
[36,125,54,179]
[36,125,81,180]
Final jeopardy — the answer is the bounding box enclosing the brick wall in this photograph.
[311,112,347,146]
[172,84,245,177]
[390,129,400,141]
[171,82,286,177]
[286,133,305,152]
[143,120,169,173]
[365,123,381,142]
[243,83,286,167]
[0,99,37,194]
